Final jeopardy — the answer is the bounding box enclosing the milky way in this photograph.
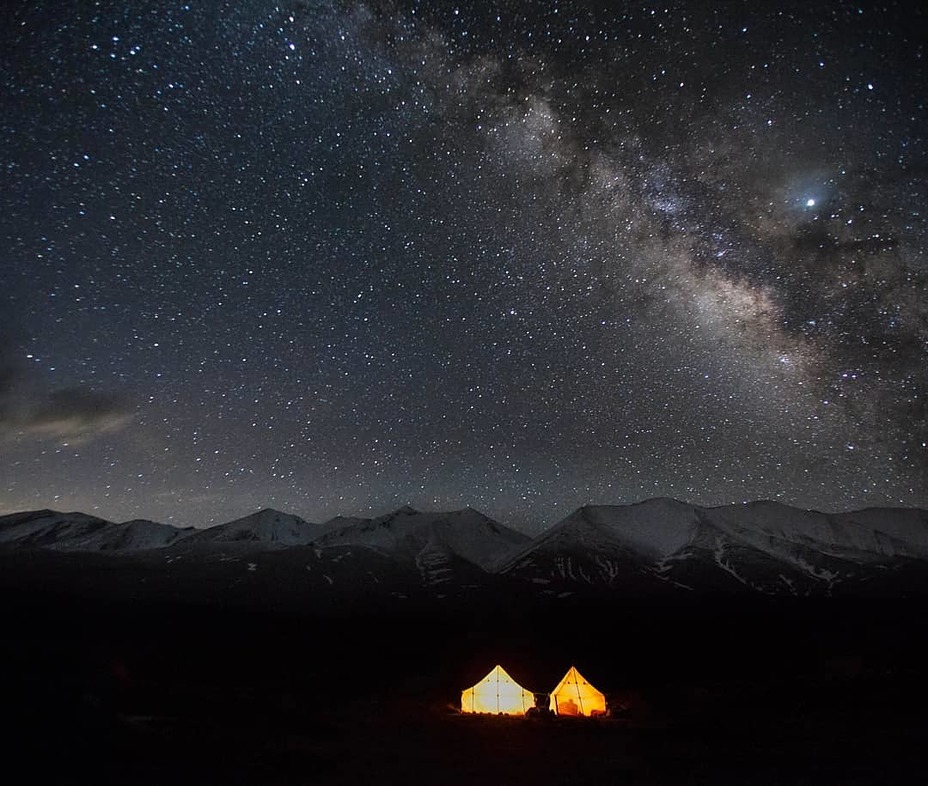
[1,1,925,532]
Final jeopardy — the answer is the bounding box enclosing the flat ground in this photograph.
[4,590,927,784]
[11,688,928,786]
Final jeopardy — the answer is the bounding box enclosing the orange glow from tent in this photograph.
[461,665,535,715]
[549,666,606,717]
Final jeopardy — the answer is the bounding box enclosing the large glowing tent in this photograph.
[461,665,536,715]
[549,666,606,717]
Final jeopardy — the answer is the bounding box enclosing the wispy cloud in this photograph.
[0,342,134,444]
[18,387,135,443]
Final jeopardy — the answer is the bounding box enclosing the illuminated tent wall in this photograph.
[461,665,536,715]
[548,666,606,717]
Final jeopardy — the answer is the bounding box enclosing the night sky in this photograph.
[2,1,926,533]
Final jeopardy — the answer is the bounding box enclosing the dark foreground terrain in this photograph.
[3,585,927,785]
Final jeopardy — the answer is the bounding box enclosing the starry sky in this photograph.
[1,1,926,533]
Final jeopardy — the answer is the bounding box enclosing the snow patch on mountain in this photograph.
[712,539,749,587]
[414,534,455,586]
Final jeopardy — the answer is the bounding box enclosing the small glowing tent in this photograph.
[461,665,536,715]
[549,666,606,717]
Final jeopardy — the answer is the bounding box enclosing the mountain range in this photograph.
[2,498,927,602]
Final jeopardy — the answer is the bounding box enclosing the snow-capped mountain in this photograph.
[496,502,689,593]
[0,510,193,552]
[315,506,530,571]
[178,508,321,548]
[314,505,530,585]
[0,509,115,548]
[704,500,928,561]
[48,518,194,551]
[499,498,928,596]
[1,499,926,599]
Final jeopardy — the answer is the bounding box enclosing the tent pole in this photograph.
[576,671,584,716]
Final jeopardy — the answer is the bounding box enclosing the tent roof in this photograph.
[469,664,528,689]
[551,665,601,693]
